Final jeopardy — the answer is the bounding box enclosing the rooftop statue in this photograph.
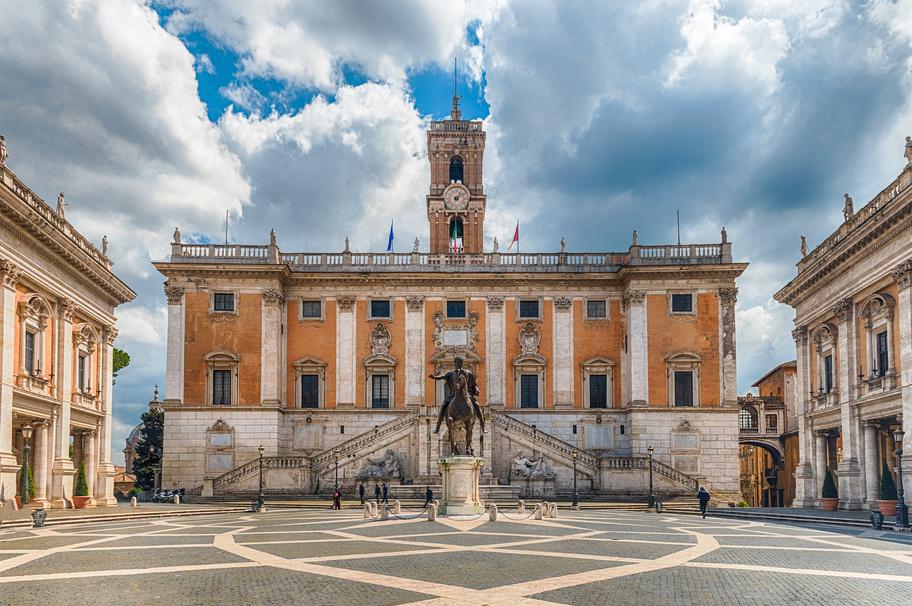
[843,193,854,222]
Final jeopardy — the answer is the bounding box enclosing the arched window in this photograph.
[449,155,463,183]
[449,218,464,253]
[739,407,758,430]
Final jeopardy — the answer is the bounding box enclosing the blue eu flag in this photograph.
[386,220,394,252]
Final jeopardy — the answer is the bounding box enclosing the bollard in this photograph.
[428,503,437,521]
[364,503,373,519]
[534,505,543,520]
[173,494,180,505]
[371,501,378,516]
[380,503,389,520]
[392,499,401,514]
[517,499,525,514]
[433,499,440,509]
[130,496,137,508]
[549,503,558,519]
[489,503,498,521]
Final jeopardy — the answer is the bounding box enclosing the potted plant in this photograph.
[72,462,91,509]
[878,461,898,516]
[15,465,36,509]
[820,469,839,511]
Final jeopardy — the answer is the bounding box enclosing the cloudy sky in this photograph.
[2,0,912,464]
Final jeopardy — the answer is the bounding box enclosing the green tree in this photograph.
[822,469,838,498]
[880,461,898,500]
[74,462,88,497]
[17,464,35,499]
[133,407,164,490]
[112,348,131,385]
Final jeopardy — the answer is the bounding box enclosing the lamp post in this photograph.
[333,448,341,489]
[646,445,655,510]
[571,449,579,509]
[256,444,265,511]
[894,429,908,529]
[20,425,33,505]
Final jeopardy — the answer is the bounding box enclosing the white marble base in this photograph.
[438,455,484,515]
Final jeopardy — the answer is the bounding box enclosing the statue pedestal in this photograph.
[520,477,556,498]
[438,456,484,516]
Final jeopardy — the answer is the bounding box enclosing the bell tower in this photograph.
[426,91,486,254]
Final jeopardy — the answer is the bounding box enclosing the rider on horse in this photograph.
[429,356,486,434]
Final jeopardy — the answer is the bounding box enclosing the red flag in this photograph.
[507,222,519,250]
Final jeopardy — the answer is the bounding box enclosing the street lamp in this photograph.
[256,444,265,511]
[333,448,341,489]
[20,425,33,506]
[571,449,579,509]
[646,445,655,510]
[894,429,908,529]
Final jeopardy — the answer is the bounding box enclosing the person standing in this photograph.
[332,488,342,510]
[359,482,365,505]
[697,486,711,519]
[423,486,433,508]
[381,482,389,504]
[374,482,381,503]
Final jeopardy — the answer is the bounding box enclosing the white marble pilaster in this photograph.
[792,326,816,507]
[335,296,356,407]
[863,422,879,507]
[32,420,49,507]
[405,297,425,407]
[50,299,76,508]
[164,285,184,403]
[0,261,21,502]
[894,259,912,498]
[552,297,573,408]
[96,327,117,506]
[624,290,648,406]
[485,297,505,407]
[719,288,738,406]
[815,431,827,502]
[84,430,97,507]
[260,289,284,405]
[834,301,863,509]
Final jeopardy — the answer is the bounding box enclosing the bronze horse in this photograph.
[445,369,479,456]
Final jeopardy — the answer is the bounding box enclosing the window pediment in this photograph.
[205,351,239,363]
[292,356,326,369]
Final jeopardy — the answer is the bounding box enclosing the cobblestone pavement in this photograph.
[2,508,912,605]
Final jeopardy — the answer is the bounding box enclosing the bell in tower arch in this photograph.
[449,155,464,184]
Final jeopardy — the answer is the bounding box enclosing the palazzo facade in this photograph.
[0,142,135,509]
[775,144,912,510]
[157,101,747,500]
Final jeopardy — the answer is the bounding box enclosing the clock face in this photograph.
[444,185,470,211]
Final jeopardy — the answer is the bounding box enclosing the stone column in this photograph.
[792,326,817,507]
[623,290,648,406]
[335,296,356,407]
[815,431,827,503]
[164,284,185,403]
[719,288,738,407]
[552,297,574,408]
[834,301,862,509]
[50,299,77,508]
[84,430,97,507]
[0,260,21,503]
[95,326,117,506]
[405,297,425,407]
[485,297,505,407]
[261,289,284,405]
[894,259,912,497]
[863,422,879,508]
[32,420,50,507]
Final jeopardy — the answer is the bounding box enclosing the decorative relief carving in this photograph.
[405,296,424,311]
[791,325,808,344]
[518,322,541,356]
[893,258,912,289]
[337,296,355,311]
[553,296,572,311]
[486,296,504,311]
[832,298,853,322]
[262,289,284,306]
[432,310,479,353]
[103,326,118,346]
[369,323,392,356]
[718,288,738,307]
[59,298,78,322]
[163,283,184,305]
[0,259,20,288]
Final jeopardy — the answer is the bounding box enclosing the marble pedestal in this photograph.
[438,456,484,515]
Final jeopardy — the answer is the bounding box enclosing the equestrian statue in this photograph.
[429,356,485,456]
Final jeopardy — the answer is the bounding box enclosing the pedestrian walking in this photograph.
[423,486,433,508]
[374,483,381,503]
[697,486,710,519]
[381,482,389,504]
[359,482,365,505]
[332,488,342,510]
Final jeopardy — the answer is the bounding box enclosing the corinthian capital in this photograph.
[0,259,21,288]
[103,325,118,345]
[163,283,184,305]
[553,296,572,311]
[262,289,284,306]
[893,258,912,289]
[622,290,646,308]
[486,296,504,311]
[832,298,853,322]
[405,296,424,311]
[337,296,356,311]
[59,298,78,322]
[718,287,738,307]
[791,325,808,344]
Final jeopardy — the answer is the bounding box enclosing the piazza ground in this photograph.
[2,508,912,605]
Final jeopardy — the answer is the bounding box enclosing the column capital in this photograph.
[405,296,424,311]
[337,295,356,311]
[791,325,808,344]
[892,258,912,289]
[31,419,50,429]
[718,287,738,307]
[622,289,646,309]
[164,283,184,305]
[486,296,504,311]
[832,298,853,322]
[553,296,572,311]
[0,258,21,288]
[102,325,118,346]
[863,420,881,429]
[58,298,78,322]
[262,288,284,306]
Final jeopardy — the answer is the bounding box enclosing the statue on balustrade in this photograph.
[510,452,556,480]
[356,448,402,480]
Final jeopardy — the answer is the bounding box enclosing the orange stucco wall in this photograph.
[572,298,622,408]
[647,292,721,406]
[356,299,405,409]
[285,298,336,409]
[183,291,262,405]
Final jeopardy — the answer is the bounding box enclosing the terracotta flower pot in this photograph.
[819,497,839,511]
[72,496,92,509]
[878,499,898,516]
[14,496,21,510]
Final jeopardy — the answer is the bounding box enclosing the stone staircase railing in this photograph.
[491,409,599,476]
[213,456,309,492]
[310,412,418,477]
[601,455,699,492]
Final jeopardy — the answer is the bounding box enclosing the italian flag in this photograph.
[451,221,461,253]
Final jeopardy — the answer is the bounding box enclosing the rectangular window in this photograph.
[586,300,607,319]
[766,414,778,431]
[520,374,539,408]
[300,374,319,408]
[212,369,232,405]
[213,293,235,312]
[24,331,35,374]
[371,375,390,409]
[876,331,889,377]
[519,300,539,319]
[301,300,322,319]
[824,355,833,392]
[370,299,391,319]
[589,374,608,408]
[671,293,694,313]
[446,300,466,318]
[78,355,87,391]
[674,371,694,406]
